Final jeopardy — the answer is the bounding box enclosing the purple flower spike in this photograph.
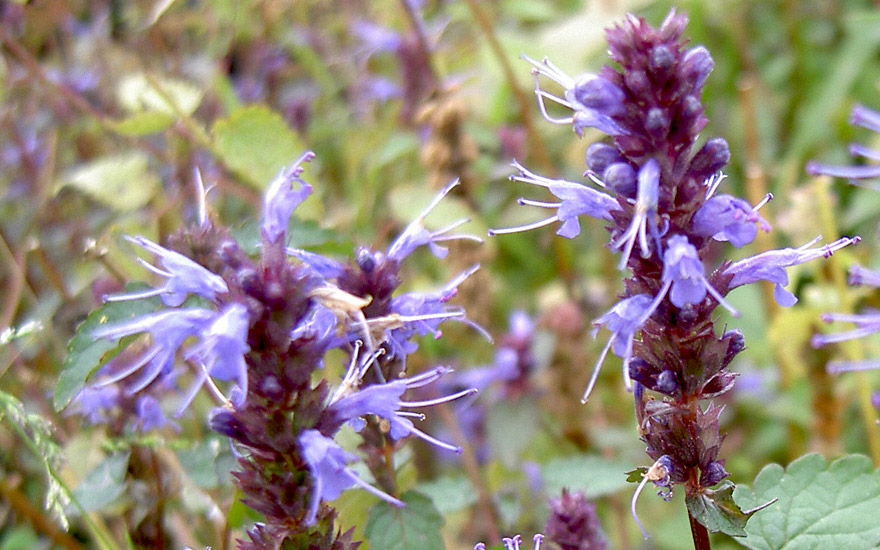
[691,193,772,247]
[262,151,315,243]
[725,236,860,306]
[585,294,654,402]
[298,429,403,526]
[489,161,620,238]
[92,308,217,394]
[658,235,739,315]
[104,236,228,307]
[387,179,483,262]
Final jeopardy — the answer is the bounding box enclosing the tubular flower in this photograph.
[328,366,477,454]
[298,429,404,526]
[724,236,860,306]
[262,151,315,243]
[489,161,620,239]
[104,236,228,306]
[691,193,772,247]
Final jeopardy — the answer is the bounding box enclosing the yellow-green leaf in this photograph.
[57,152,160,211]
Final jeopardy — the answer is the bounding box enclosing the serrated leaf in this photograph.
[364,491,444,550]
[687,480,757,537]
[55,285,162,411]
[71,451,130,513]
[542,454,635,499]
[57,152,160,211]
[110,111,174,136]
[117,72,202,116]
[211,104,305,190]
[735,453,880,550]
[487,396,540,468]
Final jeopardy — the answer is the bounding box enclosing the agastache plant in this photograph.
[491,10,856,548]
[74,153,483,549]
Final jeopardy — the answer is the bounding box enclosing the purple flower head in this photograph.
[807,104,880,184]
[474,534,544,550]
[91,308,217,394]
[584,294,654,403]
[691,193,772,248]
[104,236,228,307]
[328,366,477,454]
[725,236,860,306]
[489,161,620,239]
[659,234,738,315]
[178,303,251,415]
[523,53,626,137]
[611,159,663,270]
[262,151,315,243]
[387,179,483,262]
[631,455,675,539]
[544,489,607,550]
[298,429,403,526]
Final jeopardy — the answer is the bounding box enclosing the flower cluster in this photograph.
[72,154,483,549]
[492,9,857,539]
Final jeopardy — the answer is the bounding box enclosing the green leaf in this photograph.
[416,475,478,514]
[176,438,225,489]
[487,396,540,468]
[364,491,444,550]
[71,451,130,513]
[57,152,160,211]
[110,111,175,136]
[686,480,765,537]
[542,454,635,499]
[735,453,880,550]
[211,104,305,190]
[117,73,203,117]
[54,285,162,411]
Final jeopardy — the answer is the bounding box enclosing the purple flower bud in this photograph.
[104,236,228,307]
[699,460,729,487]
[689,137,730,182]
[645,107,670,140]
[680,45,714,89]
[570,74,626,117]
[603,162,638,198]
[585,142,623,176]
[262,151,315,243]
